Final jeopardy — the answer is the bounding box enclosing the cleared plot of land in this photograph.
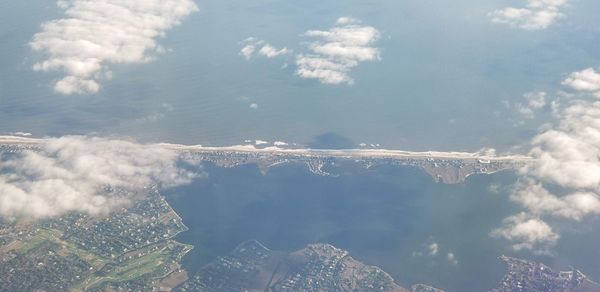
[158,270,189,290]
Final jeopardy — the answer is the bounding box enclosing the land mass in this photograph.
[0,188,192,291]
[491,256,600,292]
[0,135,531,184]
[175,240,441,292]
[174,240,600,292]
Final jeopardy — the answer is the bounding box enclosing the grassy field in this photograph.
[16,228,108,270]
[5,228,182,291]
[76,245,172,290]
[18,229,61,253]
[63,239,107,269]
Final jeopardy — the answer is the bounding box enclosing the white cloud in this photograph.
[336,17,360,25]
[496,69,600,253]
[492,213,559,254]
[489,183,501,193]
[499,99,600,251]
[489,0,568,30]
[0,136,199,219]
[562,68,600,96]
[526,101,600,190]
[241,17,380,85]
[516,91,547,119]
[259,45,291,58]
[239,37,263,60]
[240,45,257,60]
[295,17,381,85]
[517,104,535,119]
[249,103,259,109]
[428,242,439,256]
[53,76,100,95]
[525,91,547,109]
[240,38,290,60]
[447,252,458,265]
[296,56,355,84]
[511,181,600,220]
[30,0,198,95]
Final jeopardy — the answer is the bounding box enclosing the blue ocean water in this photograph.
[3,0,600,151]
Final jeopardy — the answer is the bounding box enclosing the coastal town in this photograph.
[176,240,436,292]
[0,188,192,291]
[0,135,530,184]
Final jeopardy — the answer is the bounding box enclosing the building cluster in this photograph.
[491,256,587,292]
[186,149,522,185]
[176,240,271,291]
[0,241,92,291]
[0,144,40,153]
[0,191,190,291]
[274,243,401,291]
[42,191,186,258]
[177,241,405,292]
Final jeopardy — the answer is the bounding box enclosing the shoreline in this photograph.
[0,135,531,162]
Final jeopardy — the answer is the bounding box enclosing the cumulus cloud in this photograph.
[240,38,291,60]
[526,101,600,190]
[447,252,458,265]
[495,69,600,253]
[489,0,568,30]
[511,181,600,220]
[30,0,198,95]
[259,45,291,58]
[516,91,547,119]
[295,17,381,85]
[240,17,380,85]
[525,91,547,109]
[492,213,559,253]
[0,136,199,220]
[562,68,600,97]
[428,242,439,256]
[516,105,536,120]
[240,41,259,60]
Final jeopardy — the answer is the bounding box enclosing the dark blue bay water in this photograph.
[166,163,523,291]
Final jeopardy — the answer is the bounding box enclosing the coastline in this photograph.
[0,135,531,162]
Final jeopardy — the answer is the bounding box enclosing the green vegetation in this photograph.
[19,229,61,253]
[0,193,190,291]
[17,228,107,269]
[78,246,171,290]
[63,240,107,269]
